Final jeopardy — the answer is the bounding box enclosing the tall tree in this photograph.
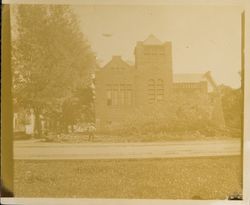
[61,86,95,132]
[12,5,96,137]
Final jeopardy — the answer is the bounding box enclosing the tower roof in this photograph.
[143,34,162,45]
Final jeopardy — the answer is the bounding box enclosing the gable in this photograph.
[102,56,132,71]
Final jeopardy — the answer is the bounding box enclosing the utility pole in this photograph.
[1,4,14,197]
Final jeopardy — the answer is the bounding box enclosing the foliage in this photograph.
[108,86,243,138]
[61,87,95,129]
[12,5,96,135]
[109,86,243,138]
[219,85,243,137]
[219,85,243,128]
[110,92,215,137]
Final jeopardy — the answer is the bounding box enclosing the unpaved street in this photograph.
[14,139,241,160]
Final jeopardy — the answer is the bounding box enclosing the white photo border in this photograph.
[1,0,249,204]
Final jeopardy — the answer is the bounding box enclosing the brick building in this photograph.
[95,35,224,131]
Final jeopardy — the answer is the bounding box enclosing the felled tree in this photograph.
[12,5,96,137]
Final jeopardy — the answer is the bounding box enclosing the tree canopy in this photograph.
[12,5,96,135]
[219,85,243,130]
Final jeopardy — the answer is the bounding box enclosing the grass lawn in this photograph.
[14,156,242,199]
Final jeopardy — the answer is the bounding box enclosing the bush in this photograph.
[108,93,218,137]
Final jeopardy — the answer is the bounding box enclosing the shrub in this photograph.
[108,93,218,137]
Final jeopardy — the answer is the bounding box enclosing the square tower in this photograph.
[134,34,173,84]
[133,35,173,106]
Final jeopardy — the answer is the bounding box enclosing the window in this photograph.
[148,79,164,103]
[107,85,112,106]
[144,46,165,56]
[148,79,156,104]
[156,79,164,102]
[120,84,125,105]
[125,84,132,105]
[106,83,133,106]
[127,90,132,105]
[112,84,119,105]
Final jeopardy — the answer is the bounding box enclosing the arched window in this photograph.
[148,79,155,103]
[148,79,164,103]
[156,79,164,102]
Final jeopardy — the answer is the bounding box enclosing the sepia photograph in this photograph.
[1,0,249,203]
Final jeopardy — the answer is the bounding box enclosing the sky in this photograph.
[74,5,243,88]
